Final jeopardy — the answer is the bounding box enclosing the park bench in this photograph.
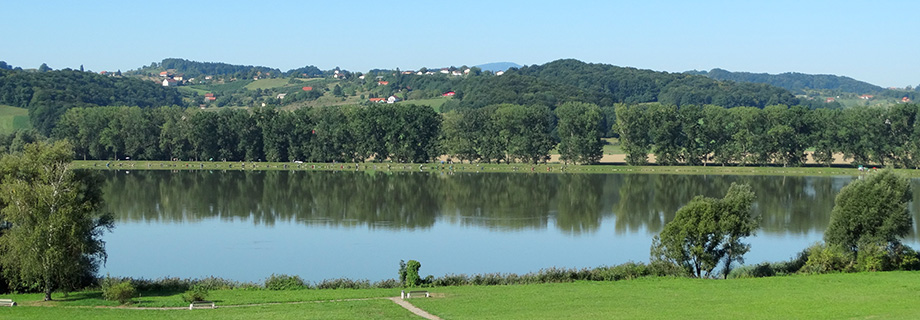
[401,290,430,299]
[0,299,16,306]
[189,301,216,310]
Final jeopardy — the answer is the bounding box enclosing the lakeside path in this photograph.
[70,160,920,178]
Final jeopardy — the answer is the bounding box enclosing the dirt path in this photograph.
[389,297,442,320]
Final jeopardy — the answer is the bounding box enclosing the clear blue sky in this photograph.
[2,0,917,88]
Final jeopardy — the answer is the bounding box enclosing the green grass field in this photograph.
[397,97,451,112]
[245,78,291,90]
[1,272,918,319]
[0,105,32,134]
[411,272,920,319]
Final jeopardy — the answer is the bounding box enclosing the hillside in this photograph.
[688,68,884,94]
[0,68,184,134]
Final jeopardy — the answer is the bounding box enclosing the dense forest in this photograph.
[0,68,184,134]
[689,68,884,94]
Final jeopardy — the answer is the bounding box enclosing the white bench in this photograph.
[401,290,430,299]
[189,301,216,310]
[0,299,16,306]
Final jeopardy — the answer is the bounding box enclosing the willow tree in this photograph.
[0,141,113,300]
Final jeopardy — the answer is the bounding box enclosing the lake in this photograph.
[98,170,920,283]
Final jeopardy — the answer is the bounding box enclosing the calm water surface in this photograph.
[98,170,920,283]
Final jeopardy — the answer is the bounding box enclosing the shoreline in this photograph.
[69,160,913,177]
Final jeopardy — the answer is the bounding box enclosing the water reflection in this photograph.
[100,170,920,239]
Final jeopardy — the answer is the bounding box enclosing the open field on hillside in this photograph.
[0,105,32,134]
[245,78,291,90]
[398,97,451,112]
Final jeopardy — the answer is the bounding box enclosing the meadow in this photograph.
[0,105,32,134]
[1,272,917,319]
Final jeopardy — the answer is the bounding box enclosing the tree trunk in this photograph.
[44,286,52,301]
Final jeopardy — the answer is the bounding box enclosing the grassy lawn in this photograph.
[410,272,920,319]
[0,105,32,134]
[245,78,291,90]
[397,97,451,112]
[0,299,414,319]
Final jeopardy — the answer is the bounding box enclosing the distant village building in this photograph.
[859,94,874,100]
[495,71,505,76]
[387,95,399,104]
[442,91,456,97]
[377,81,389,85]
[369,97,386,103]
[162,79,178,87]
[904,97,912,103]
[302,86,313,91]
[204,93,216,101]
[277,93,286,99]
[159,71,168,77]
[826,97,835,103]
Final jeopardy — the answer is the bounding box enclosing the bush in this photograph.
[801,243,852,274]
[181,284,209,303]
[101,276,136,304]
[855,242,890,272]
[891,244,920,271]
[405,260,421,287]
[728,263,775,279]
[264,274,305,290]
[316,278,370,290]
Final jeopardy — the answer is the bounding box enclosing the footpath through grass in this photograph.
[70,160,917,177]
[0,288,414,319]
[411,272,920,319]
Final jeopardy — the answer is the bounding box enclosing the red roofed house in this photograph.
[377,81,389,85]
[826,97,835,103]
[369,98,386,103]
[162,79,178,87]
[159,71,168,77]
[904,97,912,103]
[204,93,216,101]
[442,91,456,97]
[859,94,874,100]
[302,86,313,91]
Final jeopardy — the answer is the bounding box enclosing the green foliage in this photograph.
[651,183,758,278]
[404,260,422,288]
[0,141,114,300]
[696,68,883,94]
[181,284,210,303]
[555,101,603,164]
[101,276,136,304]
[800,243,851,274]
[264,274,305,290]
[825,169,912,254]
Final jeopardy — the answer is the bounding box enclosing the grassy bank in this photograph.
[2,272,918,319]
[410,272,920,319]
[69,160,916,177]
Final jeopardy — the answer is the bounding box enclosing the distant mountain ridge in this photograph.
[475,62,522,72]
[687,68,884,94]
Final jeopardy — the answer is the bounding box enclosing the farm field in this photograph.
[0,105,31,134]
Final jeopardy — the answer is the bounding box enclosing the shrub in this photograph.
[264,274,305,290]
[316,278,371,290]
[405,260,421,287]
[800,243,851,274]
[855,242,890,272]
[181,284,209,303]
[101,276,136,304]
[891,244,920,271]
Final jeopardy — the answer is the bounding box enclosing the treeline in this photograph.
[616,103,920,167]
[149,58,283,79]
[53,102,606,164]
[0,69,184,134]
[690,68,884,94]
